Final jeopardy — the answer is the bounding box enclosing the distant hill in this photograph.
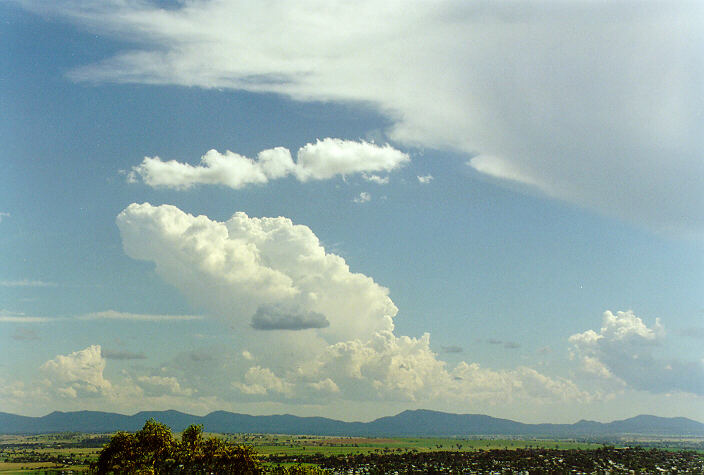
[1,409,703,437]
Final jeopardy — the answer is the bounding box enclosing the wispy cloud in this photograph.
[0,316,53,323]
[0,279,57,287]
[487,339,521,349]
[101,349,147,360]
[0,212,10,223]
[417,174,433,184]
[77,310,203,321]
[441,345,463,353]
[41,0,703,236]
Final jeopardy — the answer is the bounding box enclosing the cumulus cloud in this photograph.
[116,203,397,341]
[569,310,704,395]
[137,375,193,397]
[362,173,389,185]
[251,305,329,331]
[27,0,704,236]
[41,345,112,398]
[116,203,587,407]
[417,174,433,184]
[78,310,202,321]
[128,139,409,189]
[353,192,371,203]
[234,366,293,396]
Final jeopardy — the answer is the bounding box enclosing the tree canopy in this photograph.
[90,419,261,474]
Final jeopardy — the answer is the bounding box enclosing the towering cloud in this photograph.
[116,203,589,407]
[116,203,397,341]
[569,310,704,395]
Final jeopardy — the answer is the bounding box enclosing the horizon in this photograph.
[4,407,704,427]
[1,1,703,425]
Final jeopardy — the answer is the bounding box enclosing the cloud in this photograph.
[77,310,202,321]
[353,192,371,203]
[487,339,521,350]
[116,203,588,407]
[41,345,112,398]
[569,310,704,395]
[0,212,10,222]
[0,310,53,323]
[11,327,40,341]
[116,203,397,341]
[30,0,704,236]
[101,349,147,360]
[251,305,329,331]
[136,375,193,397]
[441,345,463,353]
[129,139,409,190]
[362,173,389,185]
[0,279,57,287]
[417,174,433,184]
[234,366,293,396]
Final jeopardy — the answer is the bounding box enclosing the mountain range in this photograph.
[1,409,703,437]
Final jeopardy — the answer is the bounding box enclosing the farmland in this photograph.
[2,431,703,473]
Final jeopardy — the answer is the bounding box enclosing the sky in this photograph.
[1,0,703,424]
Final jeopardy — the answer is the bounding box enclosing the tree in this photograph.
[90,419,262,474]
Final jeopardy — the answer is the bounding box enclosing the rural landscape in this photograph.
[2,410,704,473]
[3,1,704,474]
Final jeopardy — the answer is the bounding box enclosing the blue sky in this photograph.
[1,1,703,423]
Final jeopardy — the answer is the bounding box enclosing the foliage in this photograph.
[90,419,262,474]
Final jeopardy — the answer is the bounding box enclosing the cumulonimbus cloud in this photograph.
[25,0,704,236]
[128,139,409,190]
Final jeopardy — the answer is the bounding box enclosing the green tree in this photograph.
[90,420,262,474]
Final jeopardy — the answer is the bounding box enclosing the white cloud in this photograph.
[28,0,703,236]
[129,139,409,189]
[77,310,203,321]
[417,174,433,184]
[117,204,590,407]
[137,375,193,397]
[41,345,112,398]
[569,310,704,395]
[234,366,293,396]
[362,173,389,185]
[353,192,371,203]
[0,310,53,323]
[116,203,397,342]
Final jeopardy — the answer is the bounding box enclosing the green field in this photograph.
[220,433,603,458]
[2,431,702,473]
